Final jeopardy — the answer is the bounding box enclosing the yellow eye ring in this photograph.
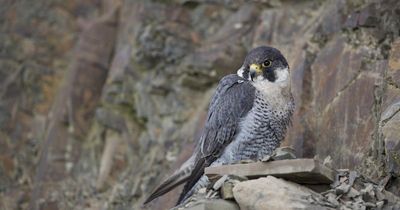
[262,60,272,67]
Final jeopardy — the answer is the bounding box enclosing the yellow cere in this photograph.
[250,64,262,74]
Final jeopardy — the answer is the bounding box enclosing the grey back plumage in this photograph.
[177,74,255,203]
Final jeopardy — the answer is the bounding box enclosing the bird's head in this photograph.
[237,46,290,86]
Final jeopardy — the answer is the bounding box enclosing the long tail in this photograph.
[143,156,195,205]
[176,157,205,204]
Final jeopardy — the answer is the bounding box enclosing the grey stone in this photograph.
[174,199,239,210]
[233,176,335,210]
[212,175,228,191]
[205,158,336,184]
[271,147,297,160]
[381,101,400,175]
[220,181,235,200]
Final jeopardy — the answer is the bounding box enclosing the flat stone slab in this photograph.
[205,158,336,184]
[178,199,240,210]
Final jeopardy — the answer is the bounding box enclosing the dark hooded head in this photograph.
[237,46,289,83]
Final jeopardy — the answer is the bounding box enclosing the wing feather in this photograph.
[178,74,255,203]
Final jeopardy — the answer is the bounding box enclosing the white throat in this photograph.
[274,67,289,84]
[251,67,291,109]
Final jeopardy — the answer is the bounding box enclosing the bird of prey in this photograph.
[143,46,295,205]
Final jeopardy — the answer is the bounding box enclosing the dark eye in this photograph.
[262,60,272,67]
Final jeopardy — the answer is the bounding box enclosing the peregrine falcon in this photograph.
[144,46,295,205]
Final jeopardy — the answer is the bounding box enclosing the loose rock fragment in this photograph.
[220,181,235,200]
[271,147,297,160]
[212,175,228,191]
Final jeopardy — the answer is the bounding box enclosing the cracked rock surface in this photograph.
[0,0,400,210]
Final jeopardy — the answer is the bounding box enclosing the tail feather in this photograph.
[143,156,195,205]
[176,158,205,204]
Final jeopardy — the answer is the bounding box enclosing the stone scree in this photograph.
[172,156,400,210]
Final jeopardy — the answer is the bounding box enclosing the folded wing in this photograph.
[177,74,255,203]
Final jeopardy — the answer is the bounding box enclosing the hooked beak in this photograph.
[249,64,262,81]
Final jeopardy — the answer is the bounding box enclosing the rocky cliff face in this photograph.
[1,0,400,210]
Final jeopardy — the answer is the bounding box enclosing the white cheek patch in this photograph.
[237,66,244,77]
[275,67,289,83]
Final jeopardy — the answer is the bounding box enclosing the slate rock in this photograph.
[271,147,297,160]
[381,101,400,175]
[175,199,240,210]
[205,158,336,184]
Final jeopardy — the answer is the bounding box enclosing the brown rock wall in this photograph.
[1,0,400,209]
